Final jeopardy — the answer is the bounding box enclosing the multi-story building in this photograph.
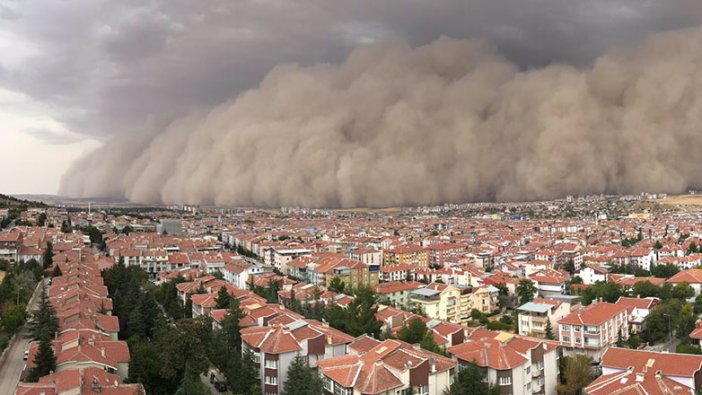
[615,296,660,334]
[448,329,560,395]
[374,281,424,308]
[558,302,629,361]
[574,264,608,285]
[241,319,353,395]
[517,298,573,339]
[529,269,569,298]
[0,229,22,262]
[585,348,702,394]
[410,283,473,324]
[383,245,429,267]
[318,337,456,395]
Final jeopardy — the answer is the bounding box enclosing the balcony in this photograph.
[532,369,540,378]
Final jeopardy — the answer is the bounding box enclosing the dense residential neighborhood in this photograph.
[4,194,702,394]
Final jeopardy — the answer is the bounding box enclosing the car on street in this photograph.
[23,350,28,361]
[213,381,227,392]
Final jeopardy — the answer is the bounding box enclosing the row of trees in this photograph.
[0,259,43,353]
[26,286,60,381]
[576,280,695,306]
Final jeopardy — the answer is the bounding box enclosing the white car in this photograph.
[23,350,28,361]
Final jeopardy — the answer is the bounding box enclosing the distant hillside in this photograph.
[0,193,49,210]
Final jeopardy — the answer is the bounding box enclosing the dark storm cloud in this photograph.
[2,0,700,139]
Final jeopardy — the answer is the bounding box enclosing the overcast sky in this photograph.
[1,0,701,194]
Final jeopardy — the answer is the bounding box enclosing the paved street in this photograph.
[0,282,43,395]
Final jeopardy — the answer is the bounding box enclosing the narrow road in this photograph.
[0,282,43,394]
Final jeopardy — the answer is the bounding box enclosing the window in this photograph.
[574,326,581,332]
[562,325,570,331]
[265,359,278,369]
[416,384,429,395]
[563,336,570,342]
[499,376,512,386]
[265,376,277,385]
[525,366,530,375]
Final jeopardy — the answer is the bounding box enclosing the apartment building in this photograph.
[585,348,702,394]
[410,283,472,325]
[318,337,456,395]
[374,281,425,308]
[241,319,354,395]
[0,228,22,262]
[448,329,560,395]
[529,269,569,298]
[517,298,572,339]
[383,245,430,267]
[558,302,629,361]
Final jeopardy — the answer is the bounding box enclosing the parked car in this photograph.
[23,350,29,361]
[213,381,227,392]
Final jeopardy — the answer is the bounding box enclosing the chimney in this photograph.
[430,358,436,373]
[92,377,102,393]
[413,343,421,351]
[100,347,105,358]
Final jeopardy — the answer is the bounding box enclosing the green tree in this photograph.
[344,286,382,338]
[174,363,211,395]
[29,286,59,341]
[50,265,62,278]
[282,354,323,395]
[265,279,281,304]
[673,282,695,300]
[642,299,681,344]
[632,281,659,298]
[444,362,500,395]
[158,317,213,384]
[27,337,56,382]
[328,276,346,294]
[1,303,27,333]
[397,318,427,344]
[557,355,593,395]
[127,336,173,395]
[42,242,53,269]
[516,279,537,305]
[544,320,555,340]
[420,330,445,355]
[215,286,231,310]
[628,334,641,349]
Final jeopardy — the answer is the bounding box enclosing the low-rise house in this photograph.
[574,264,608,285]
[16,367,144,395]
[615,296,660,334]
[667,269,702,295]
[318,337,456,395]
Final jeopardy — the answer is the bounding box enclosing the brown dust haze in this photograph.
[60,27,702,208]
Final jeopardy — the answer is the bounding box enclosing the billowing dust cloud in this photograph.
[60,28,702,208]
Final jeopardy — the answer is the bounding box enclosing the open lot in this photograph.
[659,194,702,207]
